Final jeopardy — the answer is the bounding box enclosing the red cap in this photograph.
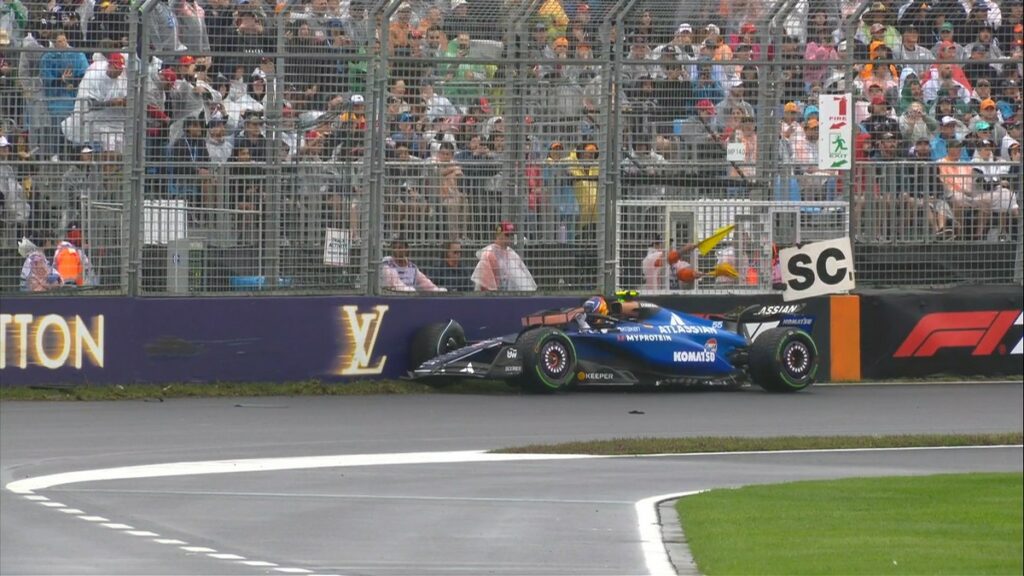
[67,227,83,248]
[159,68,177,83]
[478,97,492,113]
[697,99,716,113]
[178,55,196,66]
[498,221,516,234]
[305,129,322,141]
[741,22,756,34]
[106,52,125,68]
[871,95,887,106]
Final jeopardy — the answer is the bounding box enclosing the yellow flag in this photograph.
[713,262,739,279]
[697,224,735,256]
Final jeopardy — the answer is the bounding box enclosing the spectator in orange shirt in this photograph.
[937,138,974,238]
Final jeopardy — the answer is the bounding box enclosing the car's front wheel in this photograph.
[748,327,818,392]
[515,327,577,393]
[409,320,466,372]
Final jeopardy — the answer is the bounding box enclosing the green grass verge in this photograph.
[0,379,519,401]
[491,433,1023,454]
[677,472,1023,575]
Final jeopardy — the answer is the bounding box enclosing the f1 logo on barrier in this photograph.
[779,237,855,302]
[894,311,1023,358]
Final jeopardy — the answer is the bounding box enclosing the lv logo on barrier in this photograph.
[334,305,389,375]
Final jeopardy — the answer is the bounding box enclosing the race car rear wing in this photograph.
[711,303,810,336]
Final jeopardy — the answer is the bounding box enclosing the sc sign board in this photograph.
[780,237,855,301]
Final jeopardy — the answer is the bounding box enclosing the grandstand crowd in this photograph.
[0,0,1022,287]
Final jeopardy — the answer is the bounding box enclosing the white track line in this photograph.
[636,491,706,576]
[5,450,596,494]
[7,446,1021,576]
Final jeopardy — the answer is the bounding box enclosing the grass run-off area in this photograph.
[0,379,519,401]
[677,472,1023,575]
[491,432,1023,454]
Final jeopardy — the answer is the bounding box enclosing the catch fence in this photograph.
[1,0,1020,296]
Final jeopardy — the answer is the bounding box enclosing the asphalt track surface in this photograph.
[2,383,1022,576]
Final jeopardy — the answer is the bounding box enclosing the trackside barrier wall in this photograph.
[5,290,1020,387]
[859,287,1024,379]
[2,294,831,386]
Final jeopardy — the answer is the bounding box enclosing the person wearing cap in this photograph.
[937,136,976,237]
[964,0,1003,41]
[57,146,100,231]
[969,137,1018,240]
[996,80,1020,120]
[699,23,731,61]
[60,51,128,154]
[922,43,974,93]
[860,42,900,93]
[971,117,1007,153]
[379,235,445,292]
[931,23,964,61]
[1006,139,1022,198]
[999,116,1021,159]
[40,31,89,161]
[858,3,899,50]
[965,21,1005,61]
[727,22,759,55]
[892,24,935,77]
[932,115,969,160]
[471,221,536,291]
[972,98,1005,136]
[963,42,999,87]
[781,101,806,143]
[672,23,701,63]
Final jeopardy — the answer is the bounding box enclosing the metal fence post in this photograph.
[601,0,632,294]
[129,0,161,297]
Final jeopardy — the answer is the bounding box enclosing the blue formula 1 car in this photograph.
[408,295,819,393]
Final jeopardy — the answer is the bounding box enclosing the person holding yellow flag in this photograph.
[570,142,600,242]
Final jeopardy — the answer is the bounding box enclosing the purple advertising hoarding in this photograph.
[0,296,577,386]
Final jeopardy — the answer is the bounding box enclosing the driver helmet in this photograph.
[583,296,608,316]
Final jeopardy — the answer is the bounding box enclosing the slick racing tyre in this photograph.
[409,320,466,371]
[515,327,577,393]
[748,327,818,392]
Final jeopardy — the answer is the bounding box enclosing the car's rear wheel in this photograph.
[515,327,577,393]
[409,320,466,372]
[748,327,818,392]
